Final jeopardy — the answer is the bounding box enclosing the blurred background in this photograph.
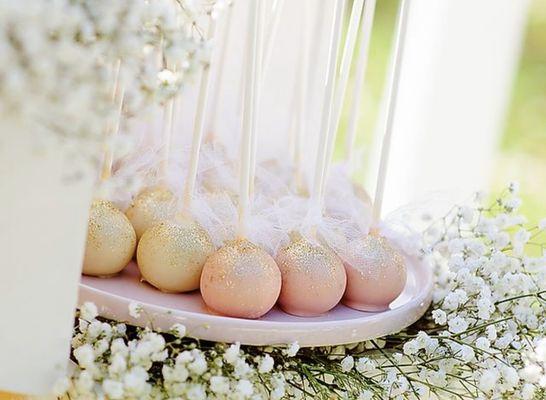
[337,0,546,221]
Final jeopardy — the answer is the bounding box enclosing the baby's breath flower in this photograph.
[340,355,354,372]
[476,337,490,350]
[103,379,124,399]
[448,315,469,334]
[355,357,375,374]
[431,309,447,325]
[509,181,520,194]
[210,376,230,394]
[403,340,419,356]
[258,354,274,373]
[284,341,300,357]
[235,379,254,397]
[73,344,95,369]
[224,342,241,364]
[128,301,143,319]
[170,323,187,338]
[188,353,208,375]
[478,368,500,393]
[80,302,98,321]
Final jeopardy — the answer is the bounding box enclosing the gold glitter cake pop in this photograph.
[136,23,219,293]
[126,186,176,240]
[342,233,407,311]
[200,238,281,319]
[137,216,215,292]
[276,235,346,316]
[83,199,137,277]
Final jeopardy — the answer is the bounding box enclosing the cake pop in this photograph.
[83,199,136,277]
[137,23,217,293]
[83,61,136,277]
[274,0,347,317]
[201,238,281,318]
[342,233,406,311]
[342,0,410,311]
[276,235,345,316]
[200,0,281,318]
[126,185,176,240]
[137,217,214,292]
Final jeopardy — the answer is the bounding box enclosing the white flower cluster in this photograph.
[65,302,289,399]
[0,0,217,155]
[392,184,546,399]
[66,186,545,399]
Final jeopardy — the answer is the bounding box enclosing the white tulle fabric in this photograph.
[106,124,421,259]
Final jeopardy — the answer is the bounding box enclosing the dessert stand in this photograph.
[79,255,432,347]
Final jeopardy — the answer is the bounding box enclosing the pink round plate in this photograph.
[79,256,433,347]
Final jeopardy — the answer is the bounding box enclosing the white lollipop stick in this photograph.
[237,0,285,117]
[182,20,217,212]
[249,0,266,195]
[373,0,411,222]
[322,0,365,181]
[289,0,310,188]
[207,3,234,141]
[306,4,326,110]
[261,0,285,78]
[159,96,175,180]
[238,0,260,238]
[100,60,124,181]
[311,0,345,206]
[345,0,377,167]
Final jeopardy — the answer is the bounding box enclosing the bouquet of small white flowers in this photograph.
[62,185,545,399]
[0,0,218,158]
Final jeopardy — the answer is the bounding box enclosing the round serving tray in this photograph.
[79,256,433,347]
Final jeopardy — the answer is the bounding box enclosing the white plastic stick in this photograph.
[311,0,345,205]
[100,60,123,181]
[345,0,377,167]
[373,0,411,222]
[207,3,234,141]
[159,97,175,179]
[237,0,285,117]
[306,4,326,110]
[249,0,266,195]
[323,0,365,181]
[238,0,260,238]
[182,20,217,211]
[261,0,285,78]
[290,0,310,188]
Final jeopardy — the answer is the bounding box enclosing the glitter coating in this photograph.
[125,186,177,240]
[83,199,136,277]
[200,238,281,319]
[342,234,407,311]
[137,219,215,293]
[276,236,346,316]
